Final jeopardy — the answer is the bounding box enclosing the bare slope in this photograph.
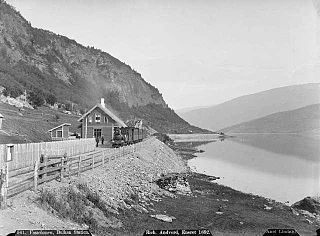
[0,102,81,143]
[180,83,320,131]
[220,104,320,134]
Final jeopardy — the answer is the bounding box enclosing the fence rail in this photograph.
[0,142,143,209]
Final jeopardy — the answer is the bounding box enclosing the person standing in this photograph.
[95,136,99,147]
[101,135,104,145]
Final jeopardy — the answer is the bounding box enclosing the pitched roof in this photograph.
[48,123,71,132]
[78,104,127,127]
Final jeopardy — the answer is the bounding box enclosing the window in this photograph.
[6,145,14,161]
[95,114,101,123]
[104,117,108,123]
[57,130,62,137]
[88,116,92,123]
[94,129,102,138]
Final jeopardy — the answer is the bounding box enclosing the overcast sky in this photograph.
[6,0,320,109]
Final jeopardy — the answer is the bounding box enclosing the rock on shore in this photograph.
[292,197,320,214]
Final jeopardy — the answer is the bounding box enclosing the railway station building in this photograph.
[78,98,127,141]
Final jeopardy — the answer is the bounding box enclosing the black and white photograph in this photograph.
[0,0,319,235]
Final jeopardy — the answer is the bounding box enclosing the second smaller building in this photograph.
[48,123,71,141]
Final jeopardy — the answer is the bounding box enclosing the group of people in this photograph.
[95,135,105,147]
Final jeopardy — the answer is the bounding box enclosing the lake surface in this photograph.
[188,134,320,203]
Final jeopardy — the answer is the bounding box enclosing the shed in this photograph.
[78,98,127,141]
[48,123,71,141]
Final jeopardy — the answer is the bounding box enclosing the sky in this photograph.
[5,0,320,109]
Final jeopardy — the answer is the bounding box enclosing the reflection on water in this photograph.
[232,133,320,161]
[188,134,320,203]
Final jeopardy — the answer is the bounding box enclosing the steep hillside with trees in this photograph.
[0,1,206,133]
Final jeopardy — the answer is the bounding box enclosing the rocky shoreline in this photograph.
[39,138,320,236]
[170,141,320,235]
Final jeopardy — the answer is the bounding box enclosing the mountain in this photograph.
[180,83,320,131]
[175,106,209,115]
[0,1,206,134]
[220,104,320,134]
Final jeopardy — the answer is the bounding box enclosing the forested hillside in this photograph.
[0,1,206,134]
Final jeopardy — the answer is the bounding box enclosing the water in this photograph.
[188,134,320,203]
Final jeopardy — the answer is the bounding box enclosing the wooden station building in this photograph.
[78,98,127,141]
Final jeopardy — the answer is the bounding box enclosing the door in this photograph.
[94,129,102,138]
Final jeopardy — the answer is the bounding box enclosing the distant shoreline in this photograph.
[168,133,231,142]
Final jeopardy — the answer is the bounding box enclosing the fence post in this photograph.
[92,154,95,170]
[43,154,48,180]
[34,161,39,191]
[66,153,70,179]
[60,154,64,181]
[5,162,8,201]
[78,155,82,176]
[0,166,7,209]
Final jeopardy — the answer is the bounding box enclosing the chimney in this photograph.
[100,98,105,108]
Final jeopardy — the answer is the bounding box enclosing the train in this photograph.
[111,127,147,148]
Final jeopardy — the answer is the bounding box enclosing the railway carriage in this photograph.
[112,126,146,147]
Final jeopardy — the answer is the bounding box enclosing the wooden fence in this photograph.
[0,142,142,209]
[0,138,96,171]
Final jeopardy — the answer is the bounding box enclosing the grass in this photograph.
[38,183,118,234]
[39,185,97,226]
[0,103,80,143]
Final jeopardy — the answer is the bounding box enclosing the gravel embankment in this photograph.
[78,137,187,210]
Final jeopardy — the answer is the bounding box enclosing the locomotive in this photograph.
[111,127,147,148]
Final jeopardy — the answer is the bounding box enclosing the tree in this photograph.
[45,93,57,106]
[27,90,45,108]
[2,87,23,98]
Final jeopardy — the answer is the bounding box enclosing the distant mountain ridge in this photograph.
[0,1,206,133]
[180,83,320,131]
[176,105,209,115]
[220,104,320,134]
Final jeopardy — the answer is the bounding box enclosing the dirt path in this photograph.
[0,190,83,236]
